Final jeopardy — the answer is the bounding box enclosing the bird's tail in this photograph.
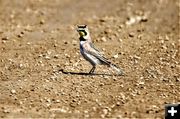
[98,57,124,75]
[109,63,124,75]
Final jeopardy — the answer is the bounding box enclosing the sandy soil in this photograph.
[0,0,179,118]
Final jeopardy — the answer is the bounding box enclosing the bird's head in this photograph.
[77,25,90,40]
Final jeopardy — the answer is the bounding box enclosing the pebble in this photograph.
[65,54,70,58]
[56,99,60,103]
[165,35,169,41]
[129,32,135,37]
[64,41,68,44]
[99,19,106,22]
[126,15,148,26]
[116,102,121,107]
[176,78,180,82]
[11,89,16,94]
[24,25,33,32]
[92,107,97,111]
[101,37,107,42]
[46,98,51,103]
[19,64,24,69]
[84,114,90,118]
[58,108,67,113]
[113,54,118,59]
[40,19,45,24]
[3,109,10,113]
[17,33,24,38]
[134,55,141,60]
[126,17,136,25]
[100,114,105,118]
[54,55,59,59]
[118,38,123,42]
[102,108,108,115]
[44,56,50,60]
[2,37,9,41]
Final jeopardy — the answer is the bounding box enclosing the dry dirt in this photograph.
[0,0,180,118]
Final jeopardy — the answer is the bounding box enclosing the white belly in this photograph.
[80,45,100,65]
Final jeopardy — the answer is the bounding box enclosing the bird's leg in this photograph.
[89,66,96,74]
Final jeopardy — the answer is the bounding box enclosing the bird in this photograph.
[77,25,123,75]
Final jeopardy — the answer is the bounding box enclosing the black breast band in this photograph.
[79,36,86,41]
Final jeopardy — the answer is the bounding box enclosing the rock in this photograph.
[113,54,118,59]
[54,55,59,59]
[40,19,45,24]
[101,37,107,42]
[2,37,9,41]
[116,101,121,106]
[3,108,10,113]
[24,25,33,32]
[129,32,135,37]
[11,89,16,94]
[126,17,136,25]
[102,108,108,115]
[17,33,24,38]
[99,18,106,22]
[46,98,51,103]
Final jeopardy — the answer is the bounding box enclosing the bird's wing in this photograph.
[85,42,111,65]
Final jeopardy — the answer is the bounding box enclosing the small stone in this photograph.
[119,24,124,29]
[54,55,59,59]
[116,101,121,106]
[19,64,24,69]
[11,89,16,94]
[3,109,10,113]
[84,110,88,113]
[17,33,23,38]
[60,108,67,113]
[176,78,179,82]
[2,37,9,41]
[102,108,108,115]
[40,19,45,24]
[141,16,148,22]
[118,38,123,42]
[99,19,106,22]
[116,115,123,118]
[104,29,112,34]
[126,17,136,25]
[64,54,70,58]
[101,37,107,42]
[84,114,90,118]
[92,107,97,111]
[46,103,51,107]
[100,114,105,118]
[44,56,50,60]
[27,42,31,45]
[165,35,169,41]
[134,55,141,60]
[129,32,135,37]
[64,41,68,44]
[46,98,51,103]
[24,25,33,32]
[72,40,77,45]
[113,54,118,59]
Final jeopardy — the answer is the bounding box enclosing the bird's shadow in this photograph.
[59,69,123,76]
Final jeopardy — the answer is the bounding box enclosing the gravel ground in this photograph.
[0,0,179,118]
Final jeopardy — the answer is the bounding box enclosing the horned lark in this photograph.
[77,25,123,75]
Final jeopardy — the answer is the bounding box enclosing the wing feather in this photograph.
[85,42,111,65]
